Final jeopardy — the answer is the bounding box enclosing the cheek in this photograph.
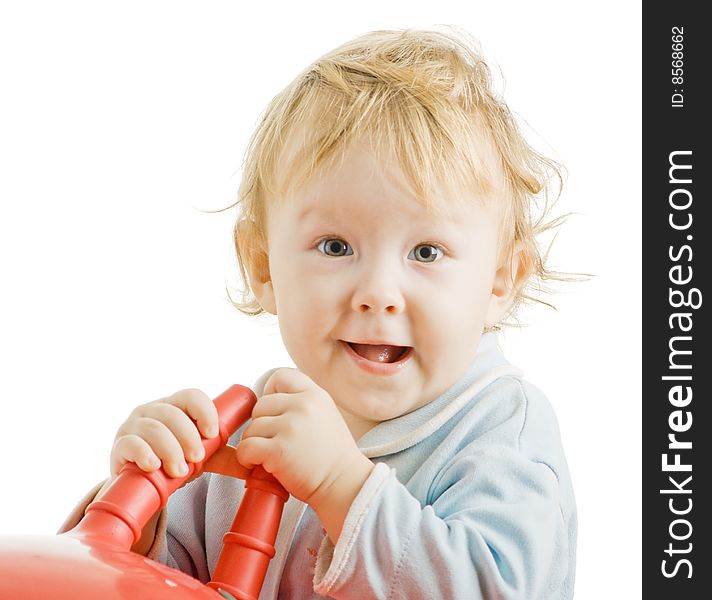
[274,271,338,358]
[456,262,498,317]
[410,271,491,352]
[277,305,321,374]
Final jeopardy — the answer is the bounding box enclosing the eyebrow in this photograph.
[296,205,316,222]
[296,204,344,224]
[296,200,467,229]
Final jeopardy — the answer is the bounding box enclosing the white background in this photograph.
[0,1,641,598]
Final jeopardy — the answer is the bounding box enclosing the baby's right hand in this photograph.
[110,389,220,479]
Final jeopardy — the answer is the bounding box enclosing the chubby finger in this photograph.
[242,415,283,439]
[138,401,206,463]
[111,434,161,477]
[262,368,315,396]
[251,393,294,419]
[132,417,190,478]
[236,436,280,472]
[167,388,219,439]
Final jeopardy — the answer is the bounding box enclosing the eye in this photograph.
[408,243,443,263]
[317,238,353,257]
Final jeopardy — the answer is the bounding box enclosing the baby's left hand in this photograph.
[237,368,372,512]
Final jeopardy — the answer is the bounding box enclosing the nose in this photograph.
[350,263,405,315]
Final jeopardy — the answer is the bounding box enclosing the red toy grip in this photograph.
[208,466,288,600]
[76,384,257,550]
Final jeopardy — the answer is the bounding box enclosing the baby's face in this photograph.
[258,141,512,439]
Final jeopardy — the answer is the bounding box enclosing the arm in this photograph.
[313,450,570,600]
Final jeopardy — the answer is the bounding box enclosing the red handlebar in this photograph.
[210,466,289,600]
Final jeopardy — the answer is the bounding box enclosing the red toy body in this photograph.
[0,385,288,600]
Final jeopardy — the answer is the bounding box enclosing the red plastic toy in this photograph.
[0,385,288,600]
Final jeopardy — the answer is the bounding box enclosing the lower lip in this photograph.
[340,341,413,376]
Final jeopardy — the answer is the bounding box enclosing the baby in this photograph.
[64,26,576,599]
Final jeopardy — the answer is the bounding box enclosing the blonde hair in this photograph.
[226,26,568,322]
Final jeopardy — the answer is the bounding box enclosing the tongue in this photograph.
[350,343,406,363]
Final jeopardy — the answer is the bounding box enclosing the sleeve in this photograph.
[57,479,109,534]
[312,449,569,600]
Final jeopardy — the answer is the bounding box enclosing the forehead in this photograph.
[274,133,505,225]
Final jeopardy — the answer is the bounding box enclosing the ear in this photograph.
[236,218,278,315]
[249,250,278,315]
[485,241,531,327]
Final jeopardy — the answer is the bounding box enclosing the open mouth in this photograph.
[344,341,412,364]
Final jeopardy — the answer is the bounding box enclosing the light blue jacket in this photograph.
[154,334,576,599]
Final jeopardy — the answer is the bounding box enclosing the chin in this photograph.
[350,394,412,423]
